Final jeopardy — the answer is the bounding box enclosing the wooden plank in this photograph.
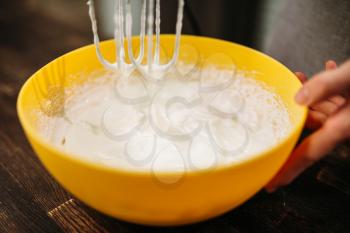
[47,199,108,233]
[0,168,63,233]
[0,125,72,212]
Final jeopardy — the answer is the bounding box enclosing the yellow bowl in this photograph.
[17,35,307,226]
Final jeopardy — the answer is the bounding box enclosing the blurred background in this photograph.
[95,0,282,49]
[0,0,284,77]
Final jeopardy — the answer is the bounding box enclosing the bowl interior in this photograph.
[18,35,307,171]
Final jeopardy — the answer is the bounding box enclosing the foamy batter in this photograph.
[41,66,291,172]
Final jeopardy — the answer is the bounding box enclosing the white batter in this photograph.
[42,66,291,172]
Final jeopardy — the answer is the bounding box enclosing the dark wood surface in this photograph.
[0,1,349,233]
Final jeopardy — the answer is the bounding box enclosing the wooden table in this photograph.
[0,1,349,232]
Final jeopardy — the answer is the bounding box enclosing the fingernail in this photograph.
[326,60,337,70]
[295,88,309,105]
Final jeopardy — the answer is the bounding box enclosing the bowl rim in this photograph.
[17,35,308,177]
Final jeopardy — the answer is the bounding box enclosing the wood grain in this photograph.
[47,199,108,233]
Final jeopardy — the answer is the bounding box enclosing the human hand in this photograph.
[266,60,350,192]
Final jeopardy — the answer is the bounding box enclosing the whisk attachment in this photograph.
[87,0,185,79]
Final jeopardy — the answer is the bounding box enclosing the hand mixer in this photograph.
[87,0,185,79]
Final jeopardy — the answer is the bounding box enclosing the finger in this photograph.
[266,103,350,192]
[305,110,327,129]
[325,60,337,71]
[325,102,350,140]
[295,72,307,83]
[299,61,346,108]
[295,60,350,106]
[310,100,339,116]
[328,95,347,107]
